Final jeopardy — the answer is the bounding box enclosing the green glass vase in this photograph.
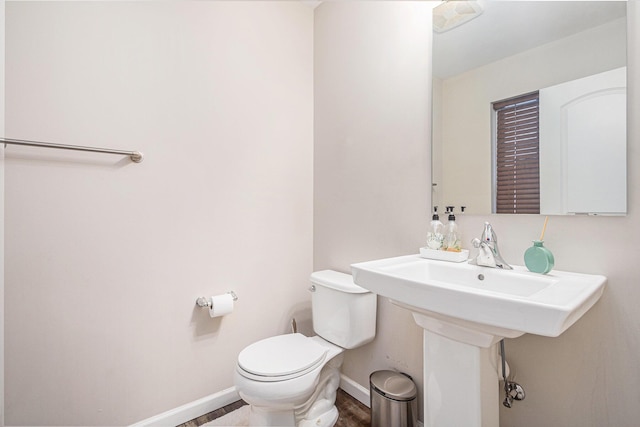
[524,240,554,274]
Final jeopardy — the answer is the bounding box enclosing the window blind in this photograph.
[493,92,540,214]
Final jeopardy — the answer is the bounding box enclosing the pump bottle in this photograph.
[443,206,461,252]
[426,206,444,250]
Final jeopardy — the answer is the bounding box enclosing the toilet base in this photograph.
[295,354,342,426]
[248,405,296,426]
[248,405,339,427]
[243,352,344,427]
[298,406,339,427]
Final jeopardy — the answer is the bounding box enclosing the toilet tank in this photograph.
[310,270,377,349]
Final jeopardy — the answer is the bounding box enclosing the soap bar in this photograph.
[524,240,554,274]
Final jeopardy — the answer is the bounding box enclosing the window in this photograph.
[493,92,540,214]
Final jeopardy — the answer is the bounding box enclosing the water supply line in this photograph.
[500,339,526,408]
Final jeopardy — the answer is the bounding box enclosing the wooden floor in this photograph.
[334,389,371,427]
[177,399,247,427]
[177,388,370,427]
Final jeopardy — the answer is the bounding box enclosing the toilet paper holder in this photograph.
[196,291,238,309]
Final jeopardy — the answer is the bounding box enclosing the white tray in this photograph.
[419,247,469,263]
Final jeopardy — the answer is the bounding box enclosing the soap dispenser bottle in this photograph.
[443,206,461,252]
[426,206,444,250]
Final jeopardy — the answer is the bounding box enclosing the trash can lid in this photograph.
[370,370,417,401]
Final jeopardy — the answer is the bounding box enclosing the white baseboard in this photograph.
[130,376,367,427]
[129,386,240,427]
[131,376,423,427]
[339,374,370,408]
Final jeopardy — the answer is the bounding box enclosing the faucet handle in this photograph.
[471,237,482,248]
[481,222,496,242]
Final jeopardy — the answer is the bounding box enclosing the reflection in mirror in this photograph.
[432,1,627,216]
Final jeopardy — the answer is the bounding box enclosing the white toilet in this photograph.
[234,270,377,427]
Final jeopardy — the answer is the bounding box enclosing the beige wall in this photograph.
[4,2,313,425]
[431,76,443,212]
[0,2,4,426]
[314,1,433,420]
[315,2,640,427]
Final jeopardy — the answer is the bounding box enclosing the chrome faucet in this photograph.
[470,222,513,269]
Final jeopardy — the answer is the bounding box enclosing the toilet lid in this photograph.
[238,333,328,379]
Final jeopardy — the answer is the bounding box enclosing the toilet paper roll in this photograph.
[209,293,234,318]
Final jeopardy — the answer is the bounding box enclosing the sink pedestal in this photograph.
[408,309,512,427]
[422,329,499,427]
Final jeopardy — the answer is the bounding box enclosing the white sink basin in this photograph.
[351,254,606,339]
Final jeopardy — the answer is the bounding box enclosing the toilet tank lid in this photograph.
[310,270,369,294]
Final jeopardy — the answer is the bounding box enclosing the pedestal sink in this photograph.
[351,254,606,427]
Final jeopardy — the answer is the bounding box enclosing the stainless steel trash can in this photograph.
[370,370,417,427]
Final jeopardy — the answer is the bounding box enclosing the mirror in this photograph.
[432,1,627,215]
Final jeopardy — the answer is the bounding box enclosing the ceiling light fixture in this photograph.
[433,0,484,33]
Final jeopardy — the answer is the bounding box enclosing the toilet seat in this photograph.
[237,333,328,382]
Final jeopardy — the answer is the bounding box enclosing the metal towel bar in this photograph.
[1,137,143,163]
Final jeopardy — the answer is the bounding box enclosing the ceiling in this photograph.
[433,1,627,79]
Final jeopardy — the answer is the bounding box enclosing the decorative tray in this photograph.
[419,247,469,263]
